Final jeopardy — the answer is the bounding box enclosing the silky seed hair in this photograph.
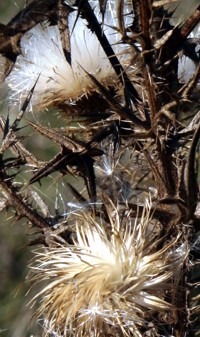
[5,0,199,112]
[6,1,134,111]
[30,198,188,337]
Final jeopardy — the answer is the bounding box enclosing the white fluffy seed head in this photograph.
[6,1,133,110]
[30,199,188,337]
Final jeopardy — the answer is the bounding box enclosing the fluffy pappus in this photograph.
[6,1,134,111]
[30,198,188,337]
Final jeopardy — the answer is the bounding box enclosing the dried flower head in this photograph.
[30,199,188,337]
[6,1,133,110]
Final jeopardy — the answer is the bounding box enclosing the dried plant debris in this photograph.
[0,0,200,337]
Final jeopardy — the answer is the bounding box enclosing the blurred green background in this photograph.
[0,0,24,23]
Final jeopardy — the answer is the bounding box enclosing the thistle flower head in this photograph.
[31,199,188,337]
[6,1,133,110]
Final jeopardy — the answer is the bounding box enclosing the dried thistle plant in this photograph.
[30,199,188,337]
[0,1,200,337]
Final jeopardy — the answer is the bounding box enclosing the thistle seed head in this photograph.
[6,1,134,110]
[31,199,188,337]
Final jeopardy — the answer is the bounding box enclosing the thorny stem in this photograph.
[77,0,142,107]
[0,175,50,229]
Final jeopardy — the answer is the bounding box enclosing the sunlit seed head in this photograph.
[30,199,188,337]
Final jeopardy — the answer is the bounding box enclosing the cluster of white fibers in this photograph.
[6,1,133,110]
[30,199,188,337]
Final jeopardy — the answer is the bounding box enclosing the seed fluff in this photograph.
[6,1,133,110]
[30,199,188,337]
